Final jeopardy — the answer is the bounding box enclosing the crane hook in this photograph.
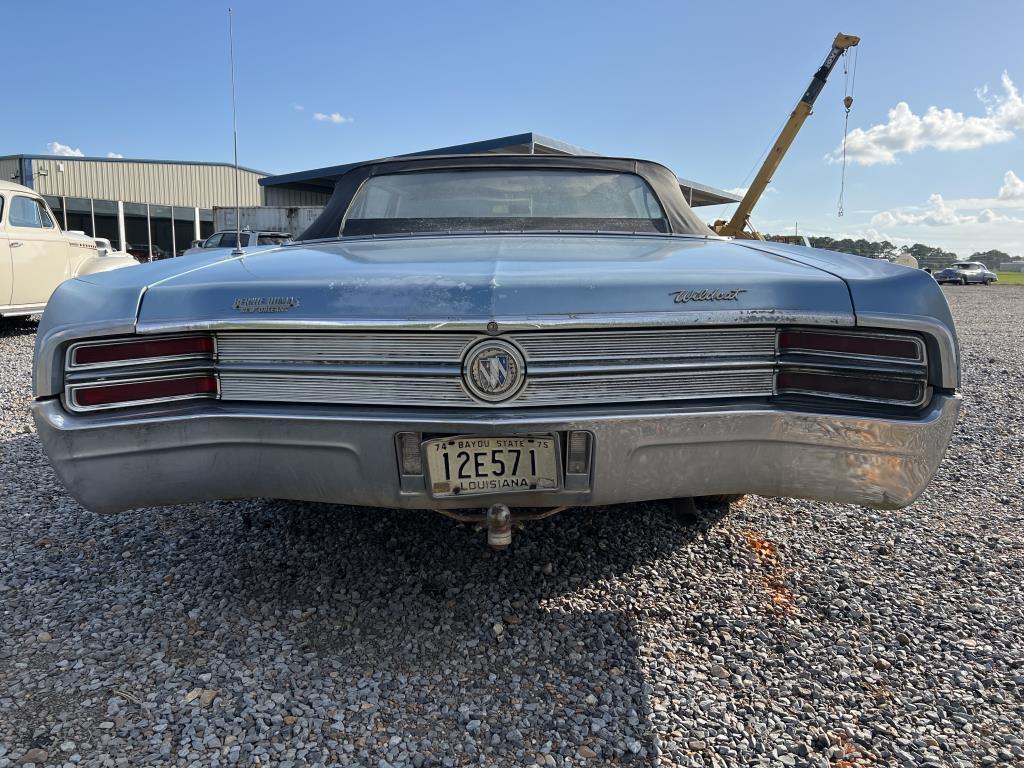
[843,95,854,111]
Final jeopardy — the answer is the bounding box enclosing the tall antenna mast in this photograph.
[228,7,244,256]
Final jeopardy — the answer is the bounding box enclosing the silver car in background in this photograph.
[182,230,291,257]
[32,154,960,546]
[934,261,998,285]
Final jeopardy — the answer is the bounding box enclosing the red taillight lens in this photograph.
[779,329,922,362]
[73,375,218,408]
[776,369,923,405]
[72,336,214,366]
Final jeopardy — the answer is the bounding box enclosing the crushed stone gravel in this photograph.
[0,286,1021,767]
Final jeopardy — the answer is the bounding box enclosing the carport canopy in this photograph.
[259,132,740,208]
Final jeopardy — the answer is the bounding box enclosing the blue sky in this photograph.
[6,1,1023,256]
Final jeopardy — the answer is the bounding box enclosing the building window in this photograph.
[43,196,66,229]
[172,207,196,256]
[65,197,92,236]
[124,202,149,261]
[93,199,120,250]
[199,209,214,240]
[150,205,173,260]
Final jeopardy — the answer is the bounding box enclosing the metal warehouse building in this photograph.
[0,154,271,259]
[2,133,739,258]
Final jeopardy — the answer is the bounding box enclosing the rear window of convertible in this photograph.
[342,169,669,236]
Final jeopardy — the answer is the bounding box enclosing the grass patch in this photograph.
[996,272,1024,285]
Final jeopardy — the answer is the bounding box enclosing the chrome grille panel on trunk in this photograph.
[213,328,777,408]
[214,328,778,365]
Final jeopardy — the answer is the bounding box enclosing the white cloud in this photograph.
[872,194,968,227]
[872,192,1024,228]
[828,71,1024,166]
[292,103,304,111]
[313,111,354,124]
[998,170,1024,199]
[106,152,123,159]
[46,141,84,157]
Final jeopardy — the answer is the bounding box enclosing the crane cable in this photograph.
[837,44,859,217]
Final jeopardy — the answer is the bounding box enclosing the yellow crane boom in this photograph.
[714,33,860,239]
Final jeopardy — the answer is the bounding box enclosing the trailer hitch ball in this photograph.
[486,504,512,549]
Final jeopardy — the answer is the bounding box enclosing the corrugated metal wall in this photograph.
[0,158,21,186]
[263,186,332,206]
[25,157,265,208]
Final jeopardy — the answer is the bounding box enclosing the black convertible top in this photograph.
[299,154,714,240]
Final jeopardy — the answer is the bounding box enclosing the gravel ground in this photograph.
[0,286,1021,768]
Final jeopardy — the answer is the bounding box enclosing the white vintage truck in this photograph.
[0,180,136,317]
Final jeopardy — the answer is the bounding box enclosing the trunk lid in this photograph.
[135,235,853,327]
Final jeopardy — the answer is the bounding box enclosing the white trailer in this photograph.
[213,206,324,238]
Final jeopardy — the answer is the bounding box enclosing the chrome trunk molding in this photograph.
[134,309,855,335]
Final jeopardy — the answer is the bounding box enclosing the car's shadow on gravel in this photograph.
[0,316,39,339]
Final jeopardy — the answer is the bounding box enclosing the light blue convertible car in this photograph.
[32,154,960,546]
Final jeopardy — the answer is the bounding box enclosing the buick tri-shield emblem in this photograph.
[463,340,526,403]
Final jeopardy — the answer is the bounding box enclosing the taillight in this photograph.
[778,328,924,363]
[72,375,218,409]
[70,335,215,368]
[776,369,925,406]
[65,334,218,412]
[776,327,929,408]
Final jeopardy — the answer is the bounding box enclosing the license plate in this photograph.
[423,435,560,498]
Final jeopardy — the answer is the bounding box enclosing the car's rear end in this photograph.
[31,236,960,516]
[30,155,961,524]
[934,267,963,284]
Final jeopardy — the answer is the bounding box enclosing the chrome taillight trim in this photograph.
[66,334,217,372]
[65,373,220,413]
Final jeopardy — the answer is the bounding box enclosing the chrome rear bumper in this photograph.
[32,395,960,514]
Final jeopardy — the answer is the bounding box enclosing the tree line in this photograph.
[776,237,1023,271]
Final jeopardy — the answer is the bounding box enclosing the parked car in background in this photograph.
[125,243,170,263]
[182,230,291,256]
[0,181,136,318]
[32,154,961,549]
[934,262,997,285]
